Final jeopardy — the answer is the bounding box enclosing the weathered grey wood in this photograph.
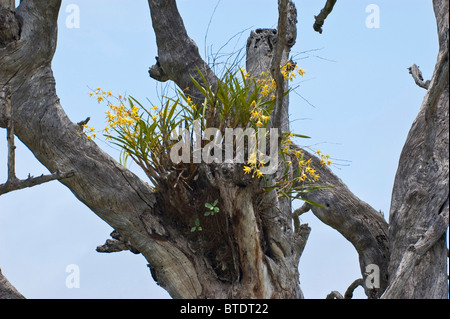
[0,268,25,299]
[386,0,449,299]
[382,208,449,298]
[408,64,431,89]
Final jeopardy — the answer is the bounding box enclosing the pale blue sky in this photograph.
[0,0,438,298]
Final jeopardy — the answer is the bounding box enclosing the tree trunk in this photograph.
[1,0,448,299]
[383,0,449,299]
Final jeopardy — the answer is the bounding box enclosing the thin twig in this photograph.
[204,0,222,60]
[5,93,16,182]
[0,171,75,195]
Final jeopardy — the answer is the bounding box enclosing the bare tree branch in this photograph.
[147,0,217,114]
[271,0,289,131]
[292,145,390,297]
[326,278,363,299]
[0,171,75,195]
[96,231,140,254]
[408,64,431,89]
[344,278,363,299]
[313,0,337,34]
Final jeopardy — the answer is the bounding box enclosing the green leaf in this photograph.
[190,75,207,97]
[291,133,311,139]
[204,211,211,217]
[300,198,325,208]
[191,227,197,232]
[205,203,213,209]
[195,218,200,226]
[129,96,145,109]
[213,199,218,206]
[278,189,290,198]
[197,227,203,231]
[213,207,220,213]
[262,185,277,192]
